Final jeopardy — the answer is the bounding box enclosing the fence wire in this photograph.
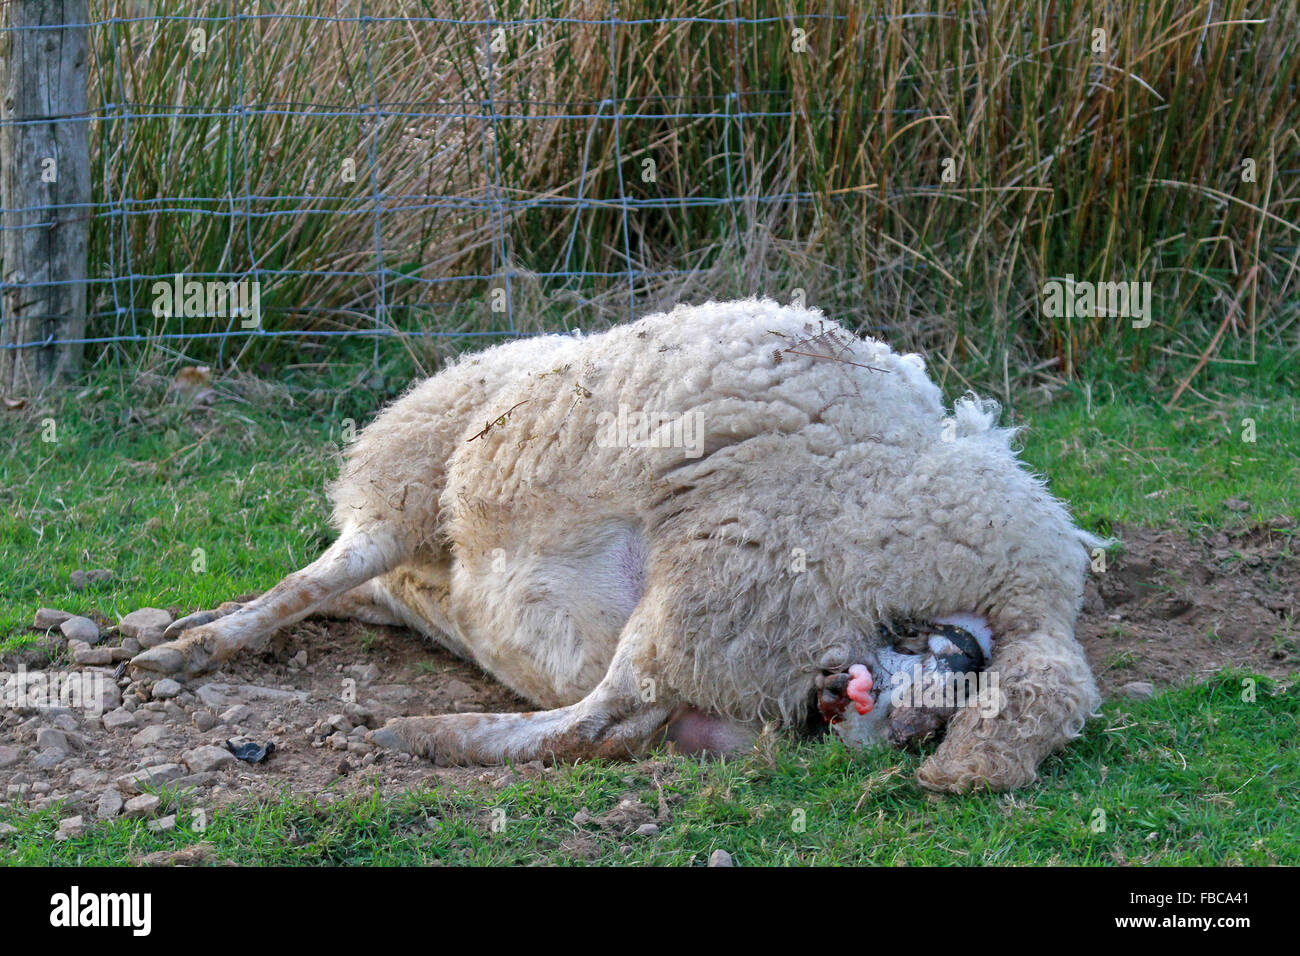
[0,3,897,361]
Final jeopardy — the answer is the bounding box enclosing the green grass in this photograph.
[3,675,1295,865]
[1016,384,1300,530]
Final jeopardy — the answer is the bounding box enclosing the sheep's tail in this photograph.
[1076,527,1116,555]
[951,394,1004,438]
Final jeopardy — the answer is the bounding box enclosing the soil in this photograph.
[1078,523,1297,694]
[1,522,1295,830]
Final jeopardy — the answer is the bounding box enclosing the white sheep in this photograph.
[131,298,1103,791]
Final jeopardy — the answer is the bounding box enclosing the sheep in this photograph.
[129,298,1103,792]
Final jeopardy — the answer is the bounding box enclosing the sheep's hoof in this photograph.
[129,632,212,680]
[162,601,244,639]
[368,717,441,760]
[368,725,411,754]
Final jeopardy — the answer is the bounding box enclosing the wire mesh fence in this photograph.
[2,1,1297,382]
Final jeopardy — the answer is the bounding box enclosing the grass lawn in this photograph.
[1,674,1294,866]
[1,355,1297,865]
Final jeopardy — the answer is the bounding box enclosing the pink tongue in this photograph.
[846,664,874,715]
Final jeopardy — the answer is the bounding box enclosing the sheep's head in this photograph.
[818,614,998,749]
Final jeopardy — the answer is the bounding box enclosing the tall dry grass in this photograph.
[86,0,1300,390]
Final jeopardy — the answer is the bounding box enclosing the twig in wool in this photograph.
[468,400,530,442]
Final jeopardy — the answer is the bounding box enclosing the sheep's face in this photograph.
[820,615,1000,749]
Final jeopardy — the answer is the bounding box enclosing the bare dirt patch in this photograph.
[2,523,1294,828]
[1079,522,1298,695]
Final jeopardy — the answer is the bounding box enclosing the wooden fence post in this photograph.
[0,0,91,395]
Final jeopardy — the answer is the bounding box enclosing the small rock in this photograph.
[192,710,217,732]
[1119,681,1155,699]
[635,823,661,837]
[708,849,734,867]
[219,704,251,724]
[170,772,219,790]
[0,823,17,835]
[0,745,20,769]
[33,608,74,629]
[123,793,161,819]
[69,768,107,788]
[343,701,376,725]
[327,732,349,751]
[60,616,101,645]
[196,683,307,711]
[72,644,114,666]
[146,814,177,833]
[118,608,174,648]
[56,815,85,840]
[1223,498,1251,513]
[346,663,381,683]
[572,809,591,826]
[182,745,236,773]
[151,678,182,700]
[36,727,69,751]
[115,764,185,794]
[131,724,171,748]
[33,748,67,769]
[325,713,353,734]
[442,679,475,700]
[96,789,124,820]
[102,708,136,732]
[289,650,308,668]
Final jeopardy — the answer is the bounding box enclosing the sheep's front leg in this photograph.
[371,654,674,765]
[916,628,1099,792]
[371,591,682,765]
[129,529,402,680]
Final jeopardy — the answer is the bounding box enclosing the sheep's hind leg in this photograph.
[129,529,403,680]
[163,578,405,637]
